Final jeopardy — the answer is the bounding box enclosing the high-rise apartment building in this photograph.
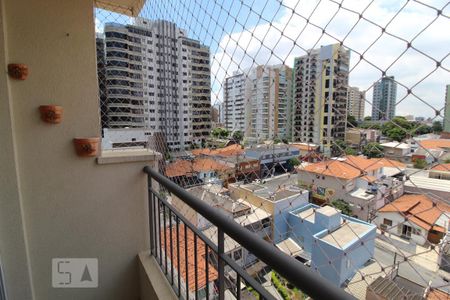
[347,86,365,121]
[100,18,210,151]
[444,84,450,132]
[243,65,293,142]
[292,44,350,156]
[371,76,397,121]
[223,72,245,132]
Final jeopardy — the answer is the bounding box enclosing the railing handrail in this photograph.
[144,166,356,300]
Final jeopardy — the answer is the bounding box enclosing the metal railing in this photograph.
[144,166,355,300]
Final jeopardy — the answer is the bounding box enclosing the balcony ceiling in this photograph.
[94,0,144,17]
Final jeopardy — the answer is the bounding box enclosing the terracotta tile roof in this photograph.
[290,143,317,151]
[379,194,450,231]
[192,144,244,157]
[165,160,195,177]
[300,156,406,180]
[427,289,450,300]
[165,158,232,177]
[419,139,450,150]
[193,158,233,173]
[161,224,218,291]
[431,163,450,172]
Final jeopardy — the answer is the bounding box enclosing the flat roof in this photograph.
[296,207,316,223]
[380,142,411,149]
[350,188,376,201]
[233,199,271,226]
[276,238,303,257]
[237,173,306,202]
[317,205,339,216]
[320,221,370,249]
[202,226,241,253]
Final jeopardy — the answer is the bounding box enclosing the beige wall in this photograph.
[0,0,159,299]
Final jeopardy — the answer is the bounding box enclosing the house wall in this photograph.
[272,193,309,242]
[0,1,161,299]
[288,208,323,253]
[228,186,274,216]
[311,220,375,287]
[375,212,427,245]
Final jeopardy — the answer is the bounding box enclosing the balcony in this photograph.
[143,167,354,300]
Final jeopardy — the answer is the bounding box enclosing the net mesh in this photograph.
[95,0,450,298]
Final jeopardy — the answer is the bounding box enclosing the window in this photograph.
[380,218,392,231]
[233,249,242,261]
[402,224,412,239]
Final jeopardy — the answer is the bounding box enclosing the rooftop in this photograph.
[161,224,218,291]
[202,226,241,253]
[419,139,450,150]
[379,194,450,231]
[320,221,370,249]
[431,163,450,172]
[289,142,319,152]
[299,155,406,180]
[380,142,411,149]
[165,158,233,177]
[233,199,271,226]
[187,186,250,215]
[237,173,307,202]
[191,144,244,157]
[245,144,299,153]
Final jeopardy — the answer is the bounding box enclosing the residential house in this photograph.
[171,185,272,269]
[245,144,300,177]
[375,194,450,245]
[380,142,412,162]
[297,156,406,221]
[429,163,450,180]
[282,204,376,287]
[289,142,321,162]
[191,144,260,183]
[412,139,450,164]
[165,158,234,187]
[191,144,244,157]
[229,173,309,242]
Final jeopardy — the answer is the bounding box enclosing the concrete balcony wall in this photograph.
[0,0,160,299]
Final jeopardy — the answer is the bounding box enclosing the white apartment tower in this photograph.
[242,65,292,142]
[293,44,350,156]
[101,18,210,151]
[347,86,365,121]
[371,76,397,121]
[223,72,245,132]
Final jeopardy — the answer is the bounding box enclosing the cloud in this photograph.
[210,0,450,119]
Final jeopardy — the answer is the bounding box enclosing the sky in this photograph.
[96,0,450,119]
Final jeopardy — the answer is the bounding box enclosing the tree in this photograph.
[232,130,243,142]
[432,120,443,133]
[413,158,427,169]
[331,199,352,216]
[273,137,282,144]
[345,147,358,155]
[364,116,372,121]
[331,139,348,156]
[381,116,412,141]
[287,157,300,169]
[347,115,358,128]
[212,127,229,139]
[411,122,432,136]
[363,142,384,158]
